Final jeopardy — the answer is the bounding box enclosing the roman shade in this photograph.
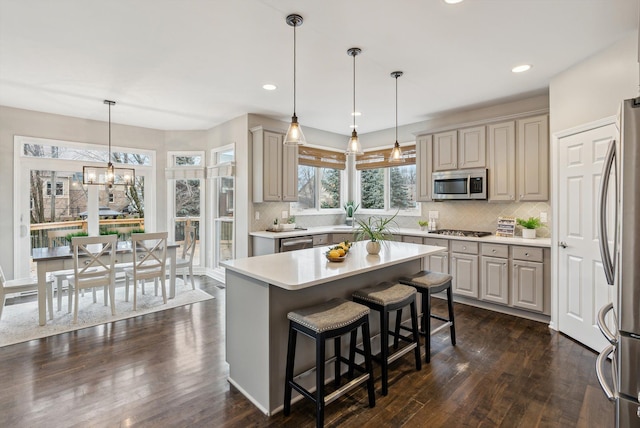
[298,146,346,170]
[355,144,416,170]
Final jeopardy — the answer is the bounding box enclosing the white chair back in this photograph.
[182,226,197,262]
[71,234,118,289]
[131,232,168,277]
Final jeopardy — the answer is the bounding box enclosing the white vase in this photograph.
[522,228,536,239]
[366,241,381,255]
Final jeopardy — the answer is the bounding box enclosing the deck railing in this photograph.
[30,218,146,248]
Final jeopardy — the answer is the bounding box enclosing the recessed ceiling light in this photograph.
[444,0,464,4]
[511,64,532,73]
[262,84,277,91]
[352,111,362,117]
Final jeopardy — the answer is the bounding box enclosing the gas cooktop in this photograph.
[432,229,492,238]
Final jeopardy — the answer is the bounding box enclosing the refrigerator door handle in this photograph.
[596,302,618,344]
[595,344,618,401]
[598,139,617,286]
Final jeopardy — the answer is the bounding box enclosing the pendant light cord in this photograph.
[108,102,112,161]
[293,22,297,116]
[353,52,356,129]
[395,74,398,143]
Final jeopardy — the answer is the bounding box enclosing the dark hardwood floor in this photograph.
[0,277,612,427]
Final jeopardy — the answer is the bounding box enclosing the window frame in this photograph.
[290,165,346,216]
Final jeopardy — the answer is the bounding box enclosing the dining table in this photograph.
[32,241,179,326]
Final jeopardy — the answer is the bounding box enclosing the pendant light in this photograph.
[83,100,135,187]
[283,14,306,145]
[389,71,405,163]
[346,47,363,155]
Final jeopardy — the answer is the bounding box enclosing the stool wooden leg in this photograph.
[348,329,357,379]
[283,325,297,416]
[425,291,432,363]
[410,300,422,371]
[316,335,326,428]
[393,308,402,349]
[334,336,341,388]
[380,309,389,396]
[361,321,376,409]
[420,290,428,335]
[447,286,456,346]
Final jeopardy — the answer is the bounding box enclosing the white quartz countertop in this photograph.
[221,240,446,290]
[250,226,551,248]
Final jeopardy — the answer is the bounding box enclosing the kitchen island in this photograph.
[221,240,445,415]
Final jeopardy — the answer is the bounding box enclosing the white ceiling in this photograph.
[0,0,637,135]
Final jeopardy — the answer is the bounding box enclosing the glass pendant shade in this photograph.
[284,113,306,145]
[83,100,135,186]
[346,129,363,155]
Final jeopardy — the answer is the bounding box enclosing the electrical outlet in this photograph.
[540,212,548,223]
[255,211,260,220]
[282,210,289,219]
[429,210,439,219]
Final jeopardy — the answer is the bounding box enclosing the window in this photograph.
[291,146,345,214]
[45,181,64,196]
[356,145,420,215]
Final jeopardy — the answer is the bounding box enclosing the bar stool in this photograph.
[352,282,421,396]
[399,271,456,363]
[283,298,375,428]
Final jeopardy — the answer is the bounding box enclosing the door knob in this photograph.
[559,241,568,248]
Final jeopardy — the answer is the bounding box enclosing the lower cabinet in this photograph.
[451,253,478,298]
[423,237,449,274]
[480,243,509,305]
[512,259,544,312]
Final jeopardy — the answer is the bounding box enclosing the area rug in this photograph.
[0,280,214,347]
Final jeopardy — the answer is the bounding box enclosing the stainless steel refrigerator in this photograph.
[596,97,640,427]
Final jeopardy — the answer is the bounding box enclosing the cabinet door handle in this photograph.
[559,241,568,248]
[525,252,529,257]
[492,249,496,253]
[462,246,467,250]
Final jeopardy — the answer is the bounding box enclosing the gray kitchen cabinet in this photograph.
[424,237,449,274]
[332,232,357,244]
[251,126,298,203]
[450,241,478,298]
[458,126,486,169]
[511,245,544,312]
[487,121,516,202]
[480,243,509,305]
[416,134,433,201]
[433,130,458,171]
[517,115,548,201]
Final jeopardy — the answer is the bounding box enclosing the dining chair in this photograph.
[67,234,117,323]
[0,264,54,321]
[124,232,168,311]
[175,225,196,290]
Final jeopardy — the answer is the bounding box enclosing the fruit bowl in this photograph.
[325,254,347,262]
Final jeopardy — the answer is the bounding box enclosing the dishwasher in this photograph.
[279,236,314,252]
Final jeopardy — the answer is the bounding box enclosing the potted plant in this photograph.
[516,217,542,239]
[355,212,398,255]
[343,201,359,226]
[418,220,429,231]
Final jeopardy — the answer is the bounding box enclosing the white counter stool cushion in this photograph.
[399,271,456,363]
[284,298,375,428]
[124,232,168,311]
[352,282,421,396]
[68,235,118,324]
[0,265,54,321]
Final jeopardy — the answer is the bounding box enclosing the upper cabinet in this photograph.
[458,126,486,169]
[433,127,485,171]
[517,115,548,201]
[416,134,433,201]
[433,130,457,171]
[252,126,298,203]
[487,121,516,201]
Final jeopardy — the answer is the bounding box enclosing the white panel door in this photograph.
[557,124,617,352]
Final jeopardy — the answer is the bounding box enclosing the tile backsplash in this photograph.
[252,200,551,238]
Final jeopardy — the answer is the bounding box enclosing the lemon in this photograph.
[328,250,340,258]
[336,248,346,256]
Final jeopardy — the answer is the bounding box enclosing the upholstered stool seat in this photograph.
[284,298,375,428]
[399,271,456,363]
[352,282,421,396]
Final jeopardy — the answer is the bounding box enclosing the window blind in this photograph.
[298,146,346,170]
[355,145,416,170]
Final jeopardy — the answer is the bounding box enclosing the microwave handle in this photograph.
[467,174,471,197]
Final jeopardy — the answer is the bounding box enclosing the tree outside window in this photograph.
[320,168,340,208]
[297,165,316,210]
[390,165,416,209]
[361,169,384,209]
[293,166,342,212]
[359,164,417,212]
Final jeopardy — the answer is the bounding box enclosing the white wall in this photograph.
[549,30,639,134]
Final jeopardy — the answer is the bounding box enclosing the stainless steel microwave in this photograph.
[432,168,487,200]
